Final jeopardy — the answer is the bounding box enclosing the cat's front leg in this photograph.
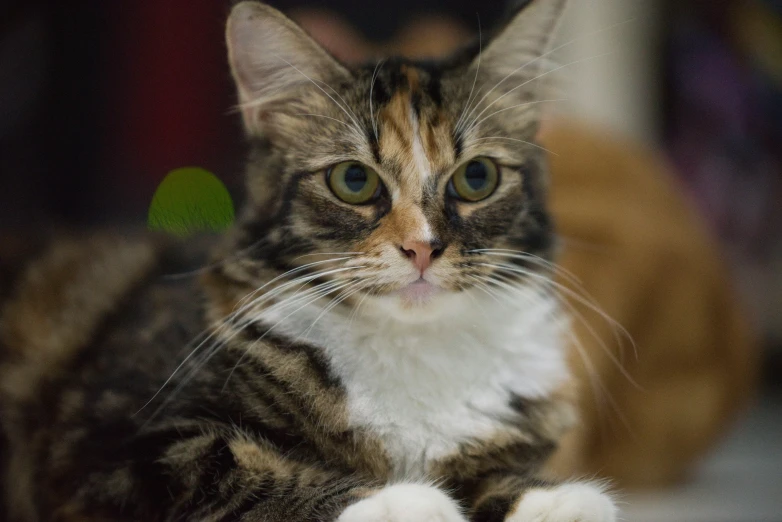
[466,475,617,522]
[337,483,468,522]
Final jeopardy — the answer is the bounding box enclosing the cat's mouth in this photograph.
[395,277,441,305]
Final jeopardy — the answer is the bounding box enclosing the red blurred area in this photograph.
[109,1,237,201]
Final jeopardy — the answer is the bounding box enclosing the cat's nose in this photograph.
[400,240,445,274]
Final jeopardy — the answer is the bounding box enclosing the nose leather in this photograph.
[401,240,436,273]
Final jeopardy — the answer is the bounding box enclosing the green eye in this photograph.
[449,157,499,202]
[327,161,381,204]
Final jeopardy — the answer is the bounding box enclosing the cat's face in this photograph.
[225,1,565,322]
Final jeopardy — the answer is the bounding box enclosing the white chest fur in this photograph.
[262,291,569,479]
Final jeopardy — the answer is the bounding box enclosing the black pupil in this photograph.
[464,161,488,190]
[344,165,368,192]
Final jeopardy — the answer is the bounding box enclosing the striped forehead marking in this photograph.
[377,65,437,188]
[410,106,432,180]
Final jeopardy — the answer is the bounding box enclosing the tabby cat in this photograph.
[0,1,619,520]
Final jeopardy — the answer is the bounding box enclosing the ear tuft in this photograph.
[226,1,349,132]
[456,0,568,135]
[478,0,568,77]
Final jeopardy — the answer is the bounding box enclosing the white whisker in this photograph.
[302,282,366,338]
[222,279,357,390]
[463,51,616,137]
[466,275,507,305]
[566,328,637,441]
[292,252,364,261]
[486,268,640,389]
[466,136,559,156]
[475,261,640,390]
[369,59,386,143]
[295,113,354,128]
[148,277,355,421]
[161,237,271,280]
[314,76,366,137]
[476,261,634,355]
[453,15,482,134]
[456,17,634,137]
[231,261,361,315]
[267,52,364,137]
[474,270,637,437]
[136,264,364,419]
[468,249,584,292]
[466,98,568,132]
[348,284,374,327]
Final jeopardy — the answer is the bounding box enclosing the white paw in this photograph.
[337,483,467,522]
[507,483,617,522]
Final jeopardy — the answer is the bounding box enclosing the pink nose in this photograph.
[400,240,444,274]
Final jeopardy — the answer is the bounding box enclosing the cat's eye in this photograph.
[448,157,499,202]
[327,162,382,204]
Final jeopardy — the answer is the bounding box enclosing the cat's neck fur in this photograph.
[256,289,571,479]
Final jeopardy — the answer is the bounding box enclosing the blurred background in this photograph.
[1,1,780,520]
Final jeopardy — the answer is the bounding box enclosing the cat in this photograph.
[0,1,619,521]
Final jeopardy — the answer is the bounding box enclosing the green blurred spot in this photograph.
[148,167,235,237]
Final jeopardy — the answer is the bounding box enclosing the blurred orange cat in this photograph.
[541,120,758,487]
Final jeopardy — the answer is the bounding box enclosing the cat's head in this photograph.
[223,0,566,323]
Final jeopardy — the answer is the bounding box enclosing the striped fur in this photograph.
[0,1,617,521]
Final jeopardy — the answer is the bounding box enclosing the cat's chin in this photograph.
[396,278,440,304]
[365,280,467,324]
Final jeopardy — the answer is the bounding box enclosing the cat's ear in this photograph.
[226,2,350,132]
[476,0,567,77]
[461,0,567,133]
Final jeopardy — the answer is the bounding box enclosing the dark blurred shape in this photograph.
[107,1,238,216]
[663,0,782,346]
[268,0,505,43]
[1,3,102,228]
[0,1,245,229]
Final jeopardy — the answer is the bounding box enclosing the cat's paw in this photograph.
[337,483,467,522]
[506,483,617,522]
